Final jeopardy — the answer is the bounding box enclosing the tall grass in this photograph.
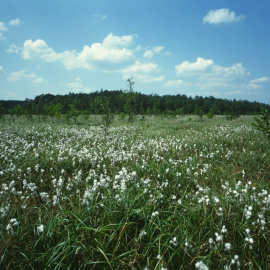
[0,116,269,269]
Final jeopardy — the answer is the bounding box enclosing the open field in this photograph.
[0,116,270,269]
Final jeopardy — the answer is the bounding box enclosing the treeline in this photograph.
[1,90,270,119]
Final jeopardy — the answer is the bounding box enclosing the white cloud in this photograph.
[143,46,164,59]
[7,70,45,84]
[203,8,246,24]
[122,61,164,83]
[175,57,248,81]
[0,66,4,74]
[9,18,21,26]
[174,57,251,93]
[164,79,184,87]
[22,39,61,62]
[248,83,262,89]
[12,33,135,70]
[102,33,134,48]
[210,63,248,79]
[143,50,154,59]
[248,77,269,89]
[175,57,214,75]
[249,77,269,84]
[73,41,134,67]
[6,44,22,54]
[62,77,92,93]
[122,61,160,74]
[0,22,7,32]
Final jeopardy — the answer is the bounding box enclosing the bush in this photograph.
[253,108,270,138]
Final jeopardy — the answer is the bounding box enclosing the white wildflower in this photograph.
[195,261,209,270]
[37,224,44,234]
[170,236,178,247]
[224,242,232,250]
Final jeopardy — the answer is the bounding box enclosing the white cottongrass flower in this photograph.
[151,211,159,218]
[215,232,223,242]
[195,261,209,270]
[37,224,44,234]
[6,218,19,235]
[157,254,162,260]
[170,236,178,247]
[221,225,227,233]
[208,237,214,244]
[245,205,252,219]
[138,230,147,240]
[224,242,232,250]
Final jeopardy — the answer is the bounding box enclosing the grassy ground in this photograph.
[0,115,269,269]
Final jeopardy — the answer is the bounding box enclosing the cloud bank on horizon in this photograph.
[0,1,269,104]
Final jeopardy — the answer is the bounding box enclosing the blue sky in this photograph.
[0,0,270,104]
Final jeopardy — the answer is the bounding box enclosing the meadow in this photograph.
[0,115,269,269]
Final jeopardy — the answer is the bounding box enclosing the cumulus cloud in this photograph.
[143,46,164,59]
[210,63,248,79]
[175,57,214,75]
[102,33,133,48]
[122,61,159,74]
[203,8,245,24]
[22,39,61,62]
[122,61,164,83]
[174,57,251,92]
[10,33,135,70]
[9,18,21,26]
[63,77,92,93]
[7,70,45,84]
[175,57,248,80]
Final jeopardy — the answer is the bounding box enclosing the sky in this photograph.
[0,0,270,104]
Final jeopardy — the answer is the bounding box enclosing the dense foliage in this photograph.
[1,90,269,119]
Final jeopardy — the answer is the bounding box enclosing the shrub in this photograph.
[253,108,270,138]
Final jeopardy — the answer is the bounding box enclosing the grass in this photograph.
[0,115,269,269]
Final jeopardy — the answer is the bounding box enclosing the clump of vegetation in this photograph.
[195,106,204,121]
[100,98,114,135]
[253,107,270,138]
[124,78,136,122]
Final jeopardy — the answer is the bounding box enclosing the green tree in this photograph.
[195,106,204,122]
[44,103,63,122]
[253,108,270,139]
[124,78,135,122]
[225,107,239,121]
[65,104,80,124]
